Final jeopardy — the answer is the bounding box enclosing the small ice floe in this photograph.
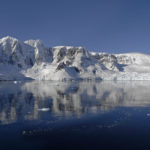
[22,130,26,135]
[147,114,150,116]
[37,108,50,112]
[13,81,18,84]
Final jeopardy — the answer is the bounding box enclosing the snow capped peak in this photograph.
[0,36,22,55]
[25,39,52,64]
[53,46,86,50]
[0,36,20,51]
[52,46,92,66]
[53,46,73,49]
[24,39,44,48]
[0,36,18,43]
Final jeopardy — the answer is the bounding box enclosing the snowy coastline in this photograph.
[1,36,150,81]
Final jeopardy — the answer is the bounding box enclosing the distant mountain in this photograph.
[1,36,150,80]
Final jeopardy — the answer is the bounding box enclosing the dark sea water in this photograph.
[0,81,150,150]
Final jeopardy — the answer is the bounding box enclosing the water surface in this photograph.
[0,81,150,150]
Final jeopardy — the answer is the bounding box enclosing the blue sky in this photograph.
[1,0,150,54]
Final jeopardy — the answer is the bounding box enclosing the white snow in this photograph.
[1,36,150,81]
[37,108,50,111]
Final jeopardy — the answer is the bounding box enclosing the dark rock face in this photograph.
[74,67,80,73]
[56,62,66,71]
[91,53,120,71]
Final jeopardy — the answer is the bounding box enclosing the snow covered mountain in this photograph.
[1,36,150,80]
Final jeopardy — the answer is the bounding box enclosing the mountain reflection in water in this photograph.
[0,81,150,125]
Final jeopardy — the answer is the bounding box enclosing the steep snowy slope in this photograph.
[0,36,35,80]
[1,36,150,80]
[0,36,54,80]
[0,36,35,67]
[23,46,108,80]
[90,52,150,80]
[91,52,120,71]
[24,40,53,64]
[115,53,150,73]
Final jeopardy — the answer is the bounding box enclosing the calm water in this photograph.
[0,81,150,150]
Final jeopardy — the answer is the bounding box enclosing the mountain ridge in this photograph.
[0,36,150,80]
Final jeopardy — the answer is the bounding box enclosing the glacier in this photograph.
[1,36,150,81]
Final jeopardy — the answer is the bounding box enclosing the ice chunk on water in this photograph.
[37,108,50,111]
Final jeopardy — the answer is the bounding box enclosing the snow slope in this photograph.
[0,36,150,80]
